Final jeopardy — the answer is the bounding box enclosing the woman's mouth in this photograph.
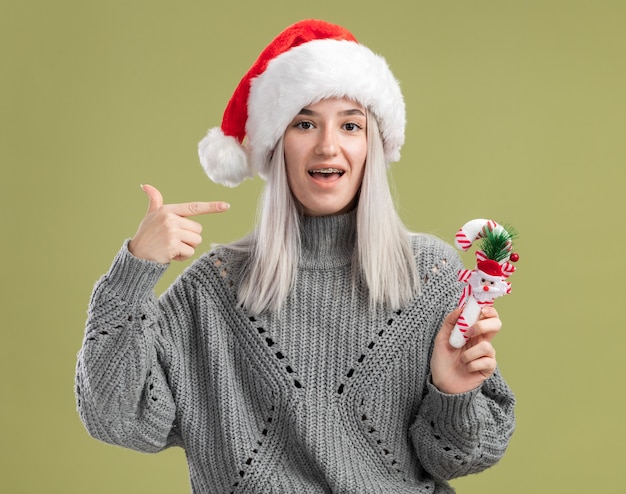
[308,168,345,181]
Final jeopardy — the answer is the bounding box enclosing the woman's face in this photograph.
[283,97,367,216]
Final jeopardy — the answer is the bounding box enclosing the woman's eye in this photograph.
[295,121,314,130]
[343,122,361,132]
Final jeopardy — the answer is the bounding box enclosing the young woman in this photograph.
[76,19,515,493]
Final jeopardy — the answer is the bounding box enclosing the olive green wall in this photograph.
[2,0,624,492]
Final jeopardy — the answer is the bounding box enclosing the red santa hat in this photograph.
[476,259,505,278]
[198,19,406,187]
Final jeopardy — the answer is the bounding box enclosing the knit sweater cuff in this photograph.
[425,378,482,431]
[104,240,169,303]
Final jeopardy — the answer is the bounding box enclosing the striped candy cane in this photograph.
[449,291,485,348]
[449,219,516,349]
[455,219,505,252]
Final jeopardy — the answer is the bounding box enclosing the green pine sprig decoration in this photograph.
[480,224,518,262]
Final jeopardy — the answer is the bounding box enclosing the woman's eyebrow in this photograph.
[339,109,366,117]
[296,108,366,117]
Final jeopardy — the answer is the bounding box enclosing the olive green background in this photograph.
[1,0,624,492]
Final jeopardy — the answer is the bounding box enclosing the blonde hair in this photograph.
[230,111,419,314]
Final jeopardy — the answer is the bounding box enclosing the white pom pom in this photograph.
[198,128,253,187]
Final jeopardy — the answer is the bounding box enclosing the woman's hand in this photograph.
[128,184,230,264]
[430,306,502,395]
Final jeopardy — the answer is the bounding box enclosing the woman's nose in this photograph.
[315,128,339,157]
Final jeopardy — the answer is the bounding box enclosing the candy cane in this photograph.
[449,292,484,348]
[455,219,506,254]
[449,219,518,349]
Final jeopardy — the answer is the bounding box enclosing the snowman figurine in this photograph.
[449,219,520,349]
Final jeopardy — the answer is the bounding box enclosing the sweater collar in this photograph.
[299,211,356,268]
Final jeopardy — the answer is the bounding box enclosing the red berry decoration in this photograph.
[510,253,519,262]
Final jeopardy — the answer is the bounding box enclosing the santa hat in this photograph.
[476,259,504,278]
[198,19,405,187]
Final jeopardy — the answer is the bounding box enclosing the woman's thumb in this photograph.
[437,307,462,341]
[141,184,163,213]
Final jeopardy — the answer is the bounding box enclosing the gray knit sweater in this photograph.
[76,213,515,493]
